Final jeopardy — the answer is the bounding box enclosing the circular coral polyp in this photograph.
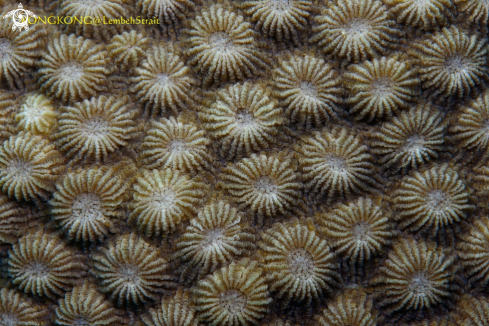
[371,238,457,314]
[184,4,269,86]
[317,197,395,263]
[409,26,488,99]
[312,0,401,62]
[272,53,343,130]
[49,165,130,243]
[259,219,340,304]
[129,169,206,237]
[218,152,301,217]
[92,233,172,306]
[193,260,271,325]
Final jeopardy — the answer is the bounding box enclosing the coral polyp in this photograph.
[130,44,197,116]
[0,132,65,203]
[53,95,139,164]
[59,0,127,41]
[384,0,453,30]
[200,82,284,160]
[139,116,211,173]
[38,34,109,103]
[0,288,49,326]
[193,259,271,326]
[0,91,19,142]
[314,289,379,326]
[184,4,269,86]
[54,282,123,326]
[272,53,343,130]
[108,31,148,72]
[454,0,489,25]
[259,218,340,304]
[235,0,312,43]
[450,90,489,159]
[139,0,197,28]
[218,152,302,217]
[0,16,47,89]
[311,0,401,63]
[129,169,207,237]
[0,194,36,244]
[295,127,377,204]
[141,288,199,326]
[392,164,473,233]
[370,104,446,172]
[176,200,255,277]
[317,197,395,263]
[92,233,173,306]
[344,56,420,121]
[6,229,87,299]
[14,93,57,135]
[451,296,489,326]
[371,238,457,314]
[49,165,130,243]
[458,216,489,288]
[408,26,488,99]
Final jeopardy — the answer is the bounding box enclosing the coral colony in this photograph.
[2,0,489,325]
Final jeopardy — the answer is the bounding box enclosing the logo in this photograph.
[3,3,37,31]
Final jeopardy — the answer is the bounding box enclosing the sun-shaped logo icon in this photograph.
[3,3,38,31]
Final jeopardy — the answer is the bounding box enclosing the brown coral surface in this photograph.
[2,0,489,325]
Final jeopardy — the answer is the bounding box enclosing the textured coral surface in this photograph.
[1,0,489,325]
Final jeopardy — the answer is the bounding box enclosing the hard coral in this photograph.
[176,200,255,277]
[59,0,127,42]
[0,15,47,89]
[311,0,401,63]
[108,31,148,72]
[38,34,109,103]
[218,152,302,218]
[370,104,446,172]
[92,233,173,306]
[371,238,457,314]
[0,90,19,142]
[130,43,197,117]
[14,93,56,135]
[314,289,379,326]
[0,194,36,244]
[385,0,453,30]
[450,90,489,160]
[53,95,139,164]
[0,131,64,203]
[49,165,131,243]
[129,169,207,237]
[7,229,87,299]
[0,288,49,326]
[454,0,489,25]
[458,216,489,288]
[139,0,197,29]
[344,56,420,122]
[193,259,271,326]
[141,288,199,326]
[184,4,269,87]
[408,25,488,99]
[272,52,343,130]
[235,0,313,43]
[451,295,489,326]
[139,116,212,173]
[200,82,284,160]
[392,164,473,233]
[259,218,340,304]
[54,282,124,326]
[317,197,395,263]
[295,127,377,204]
